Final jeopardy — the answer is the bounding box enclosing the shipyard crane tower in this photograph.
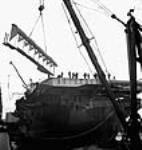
[125,10,142,150]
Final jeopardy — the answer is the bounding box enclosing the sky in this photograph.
[0,0,142,115]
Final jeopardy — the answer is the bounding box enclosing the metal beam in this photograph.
[4,42,54,75]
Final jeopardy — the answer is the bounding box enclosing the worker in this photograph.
[68,71,71,79]
[83,72,87,79]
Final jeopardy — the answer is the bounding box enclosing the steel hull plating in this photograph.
[13,83,130,146]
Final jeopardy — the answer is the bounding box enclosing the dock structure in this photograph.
[0,132,10,150]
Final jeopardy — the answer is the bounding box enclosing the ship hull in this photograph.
[13,83,129,147]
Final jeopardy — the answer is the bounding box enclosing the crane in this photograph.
[125,10,142,150]
[63,0,142,149]
[62,0,127,131]
[9,61,29,90]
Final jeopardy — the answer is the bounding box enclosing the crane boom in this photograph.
[9,61,28,90]
[62,0,127,130]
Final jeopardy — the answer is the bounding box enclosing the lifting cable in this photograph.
[29,15,41,37]
[73,1,110,75]
[72,1,110,17]
[62,3,94,75]
[41,10,47,52]
[90,0,113,17]
[29,0,47,52]
[73,1,94,38]
[73,0,124,26]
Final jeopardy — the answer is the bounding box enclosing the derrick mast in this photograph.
[0,87,2,120]
[62,0,127,130]
[125,10,142,149]
[62,1,142,148]
[9,61,28,90]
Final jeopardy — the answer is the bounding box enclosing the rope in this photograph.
[72,1,107,16]
[73,1,94,38]
[62,3,94,75]
[7,74,11,101]
[73,1,109,75]
[41,13,47,52]
[29,0,47,52]
[39,0,44,6]
[90,0,113,17]
[29,15,40,37]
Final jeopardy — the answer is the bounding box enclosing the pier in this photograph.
[0,132,10,150]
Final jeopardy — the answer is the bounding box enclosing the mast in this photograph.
[62,0,127,130]
[126,10,142,149]
[0,87,2,120]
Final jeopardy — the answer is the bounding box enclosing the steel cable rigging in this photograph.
[62,3,94,75]
[62,0,111,76]
[73,1,110,76]
[29,0,47,52]
[90,0,113,17]
[71,0,127,78]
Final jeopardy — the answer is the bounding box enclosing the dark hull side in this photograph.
[13,83,130,147]
[0,88,2,120]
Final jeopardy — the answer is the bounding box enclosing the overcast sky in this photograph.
[0,0,142,114]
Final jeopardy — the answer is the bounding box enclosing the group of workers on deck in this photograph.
[57,71,115,81]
